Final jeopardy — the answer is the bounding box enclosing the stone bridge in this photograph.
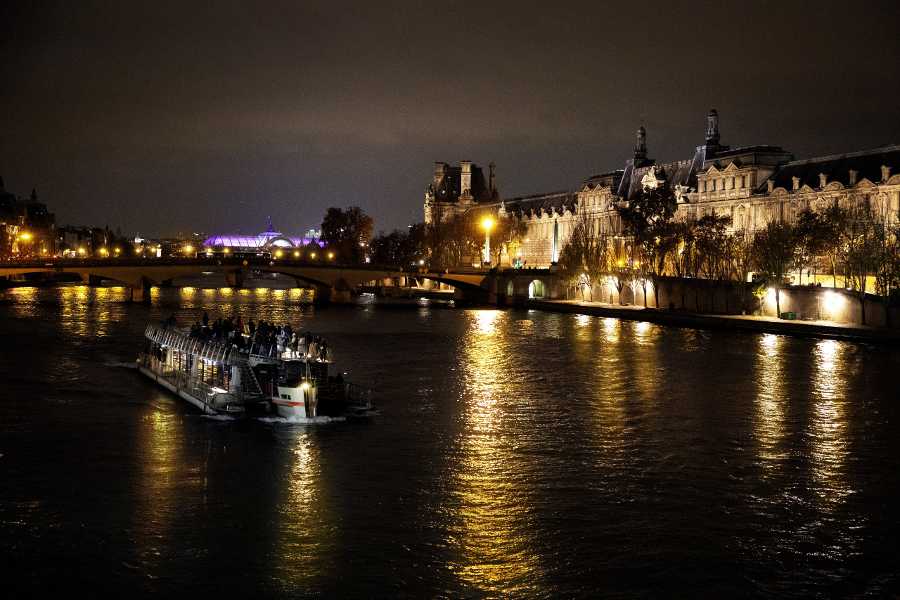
[0,259,564,305]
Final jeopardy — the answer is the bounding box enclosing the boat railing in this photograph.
[138,351,241,410]
[145,323,233,365]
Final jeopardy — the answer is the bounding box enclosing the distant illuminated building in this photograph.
[203,219,323,256]
[424,109,900,267]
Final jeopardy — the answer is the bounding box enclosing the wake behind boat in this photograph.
[137,320,374,419]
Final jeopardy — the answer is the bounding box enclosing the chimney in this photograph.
[460,161,472,197]
[634,125,648,162]
[791,176,800,191]
[767,179,774,193]
[882,165,892,182]
[819,173,827,188]
[849,169,858,185]
[706,108,720,146]
[433,162,447,186]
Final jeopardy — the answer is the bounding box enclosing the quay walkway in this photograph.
[528,299,900,344]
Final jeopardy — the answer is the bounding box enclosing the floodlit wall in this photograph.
[569,277,899,328]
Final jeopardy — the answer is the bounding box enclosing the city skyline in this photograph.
[2,1,899,236]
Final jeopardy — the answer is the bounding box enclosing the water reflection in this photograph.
[55,285,127,338]
[273,432,329,589]
[753,334,787,467]
[602,317,619,343]
[131,405,182,575]
[449,310,543,595]
[810,339,849,508]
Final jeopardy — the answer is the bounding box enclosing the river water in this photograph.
[1,285,898,598]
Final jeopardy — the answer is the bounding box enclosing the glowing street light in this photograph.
[310,252,317,259]
[293,250,300,258]
[77,246,87,256]
[274,249,284,259]
[98,247,109,257]
[17,231,33,242]
[182,244,194,256]
[481,216,495,265]
[327,251,335,260]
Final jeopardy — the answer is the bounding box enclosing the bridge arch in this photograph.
[528,279,546,299]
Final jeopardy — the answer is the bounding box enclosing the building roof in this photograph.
[502,191,577,216]
[203,226,322,249]
[761,144,900,192]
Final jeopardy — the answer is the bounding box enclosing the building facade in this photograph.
[0,177,56,257]
[424,110,900,267]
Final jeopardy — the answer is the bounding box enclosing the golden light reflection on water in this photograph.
[449,310,543,594]
[810,339,849,507]
[753,334,786,466]
[53,285,126,338]
[602,317,619,343]
[132,407,182,571]
[274,433,328,589]
[634,320,651,338]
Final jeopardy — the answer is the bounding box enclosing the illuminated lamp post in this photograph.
[480,216,495,265]
[182,244,195,258]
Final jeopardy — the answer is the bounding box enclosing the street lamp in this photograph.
[480,216,495,265]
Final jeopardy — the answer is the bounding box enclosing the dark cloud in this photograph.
[2,0,898,235]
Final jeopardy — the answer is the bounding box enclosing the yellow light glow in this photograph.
[17,232,33,241]
[327,252,334,260]
[274,249,284,258]
[99,247,109,256]
[823,290,845,315]
[310,252,317,259]
[223,247,230,254]
[77,247,86,256]
[300,381,310,391]
[113,247,121,254]
[183,245,194,255]
[481,216,495,231]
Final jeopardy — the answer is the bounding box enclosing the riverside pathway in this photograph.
[529,299,900,344]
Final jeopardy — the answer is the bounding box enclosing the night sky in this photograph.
[2,1,898,237]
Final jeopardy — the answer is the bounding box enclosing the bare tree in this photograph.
[752,221,797,318]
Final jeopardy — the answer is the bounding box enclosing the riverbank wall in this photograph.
[527,299,900,344]
[570,276,899,329]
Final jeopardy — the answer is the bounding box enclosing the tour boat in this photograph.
[137,322,373,419]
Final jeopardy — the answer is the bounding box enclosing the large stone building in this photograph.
[424,110,900,267]
[0,177,56,257]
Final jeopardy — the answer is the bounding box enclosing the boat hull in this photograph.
[138,365,245,415]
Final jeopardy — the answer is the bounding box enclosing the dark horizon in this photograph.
[2,0,898,237]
